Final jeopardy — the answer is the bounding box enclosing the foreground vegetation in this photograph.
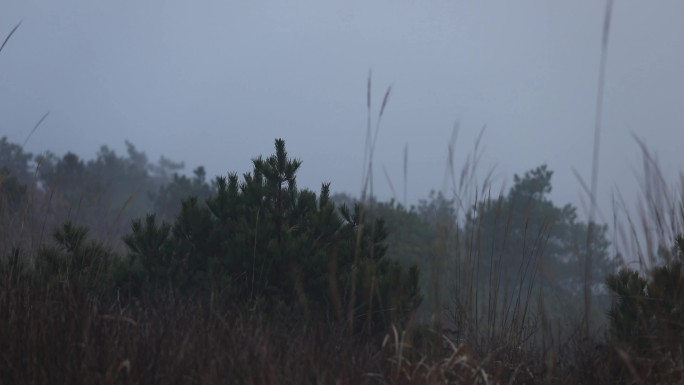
[1,135,683,384]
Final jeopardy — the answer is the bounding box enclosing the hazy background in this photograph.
[2,0,683,220]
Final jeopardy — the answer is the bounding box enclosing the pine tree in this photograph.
[123,139,421,334]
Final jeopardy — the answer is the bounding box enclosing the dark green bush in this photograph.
[606,235,684,358]
[123,139,421,334]
[35,221,113,291]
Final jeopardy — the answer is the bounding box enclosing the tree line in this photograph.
[1,135,683,364]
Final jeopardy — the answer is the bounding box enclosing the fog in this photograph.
[2,0,684,218]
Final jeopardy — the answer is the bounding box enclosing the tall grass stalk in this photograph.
[585,0,614,337]
[0,21,21,55]
[348,71,393,334]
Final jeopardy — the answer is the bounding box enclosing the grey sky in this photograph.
[2,1,683,220]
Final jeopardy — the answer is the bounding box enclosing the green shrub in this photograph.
[606,235,684,357]
[35,221,113,291]
[123,139,421,334]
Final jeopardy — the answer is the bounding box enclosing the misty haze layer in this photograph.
[2,0,683,218]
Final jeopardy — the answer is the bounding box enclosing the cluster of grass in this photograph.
[0,278,543,385]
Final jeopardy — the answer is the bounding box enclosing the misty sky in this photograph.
[2,1,684,222]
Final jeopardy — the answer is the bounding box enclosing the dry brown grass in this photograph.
[0,281,541,385]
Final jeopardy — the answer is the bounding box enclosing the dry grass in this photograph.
[0,281,536,385]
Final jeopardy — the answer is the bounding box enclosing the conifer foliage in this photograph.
[606,235,684,359]
[123,139,421,332]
